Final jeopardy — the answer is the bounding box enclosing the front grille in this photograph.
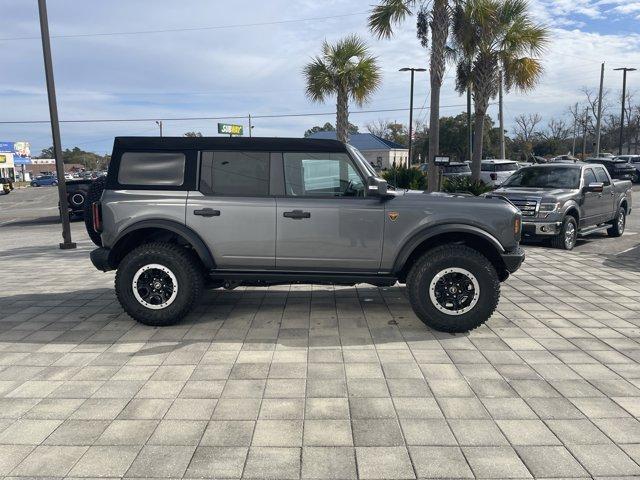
[510,198,538,217]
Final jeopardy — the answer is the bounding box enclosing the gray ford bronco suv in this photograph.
[88,137,524,332]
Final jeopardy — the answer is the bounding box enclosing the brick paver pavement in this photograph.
[0,222,639,479]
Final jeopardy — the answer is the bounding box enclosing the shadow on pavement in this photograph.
[0,288,449,351]
[602,244,640,272]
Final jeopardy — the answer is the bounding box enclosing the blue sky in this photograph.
[1,0,639,155]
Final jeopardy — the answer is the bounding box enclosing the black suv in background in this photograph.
[584,157,636,181]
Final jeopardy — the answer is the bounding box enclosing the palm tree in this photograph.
[303,35,381,143]
[451,0,548,181]
[369,0,450,192]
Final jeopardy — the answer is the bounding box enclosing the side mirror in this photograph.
[585,182,604,193]
[367,176,388,196]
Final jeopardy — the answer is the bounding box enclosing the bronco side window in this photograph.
[282,152,365,197]
[200,151,270,196]
[117,152,186,186]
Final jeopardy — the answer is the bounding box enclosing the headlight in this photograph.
[539,202,560,213]
[538,202,560,217]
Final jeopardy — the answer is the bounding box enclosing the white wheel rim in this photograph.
[132,264,178,310]
[429,267,480,316]
[618,211,625,232]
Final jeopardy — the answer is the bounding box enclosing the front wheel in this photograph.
[115,242,204,326]
[406,245,500,333]
[550,216,577,250]
[607,207,626,237]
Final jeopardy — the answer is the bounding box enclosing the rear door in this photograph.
[186,151,276,269]
[275,151,384,271]
[593,166,615,222]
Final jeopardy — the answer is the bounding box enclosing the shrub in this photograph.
[382,165,427,190]
[442,176,493,196]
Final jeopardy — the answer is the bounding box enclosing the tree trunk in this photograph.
[471,111,485,182]
[426,0,449,193]
[336,86,349,144]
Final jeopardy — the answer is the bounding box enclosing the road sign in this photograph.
[218,123,243,136]
[434,155,450,166]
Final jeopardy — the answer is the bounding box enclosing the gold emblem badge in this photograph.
[388,211,399,221]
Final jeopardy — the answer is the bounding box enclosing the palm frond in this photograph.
[303,57,335,103]
[368,0,414,39]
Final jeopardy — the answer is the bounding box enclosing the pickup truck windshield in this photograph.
[502,167,581,189]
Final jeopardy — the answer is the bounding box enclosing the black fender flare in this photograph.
[111,219,215,269]
[392,223,505,274]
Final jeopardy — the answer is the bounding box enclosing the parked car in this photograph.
[616,155,640,183]
[87,136,524,332]
[30,175,58,187]
[480,159,519,187]
[550,155,580,163]
[418,162,471,178]
[584,157,636,181]
[495,164,632,250]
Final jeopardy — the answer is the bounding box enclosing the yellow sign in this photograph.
[0,155,5,164]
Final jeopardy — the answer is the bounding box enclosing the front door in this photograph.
[581,167,601,227]
[186,151,276,269]
[275,151,384,271]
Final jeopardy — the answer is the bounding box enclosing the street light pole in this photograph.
[37,0,75,250]
[399,67,426,166]
[155,120,163,137]
[614,67,636,155]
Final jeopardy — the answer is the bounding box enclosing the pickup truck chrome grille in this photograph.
[510,198,538,217]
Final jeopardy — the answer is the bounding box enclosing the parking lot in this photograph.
[0,186,639,479]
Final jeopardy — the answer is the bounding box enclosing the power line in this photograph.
[0,103,474,125]
[0,12,368,42]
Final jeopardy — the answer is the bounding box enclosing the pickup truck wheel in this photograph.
[607,207,626,237]
[83,176,106,247]
[406,245,500,333]
[115,242,204,327]
[550,216,577,250]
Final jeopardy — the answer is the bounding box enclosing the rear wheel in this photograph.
[115,242,204,326]
[406,245,500,333]
[550,216,577,250]
[607,207,626,237]
[84,176,106,246]
[632,171,639,183]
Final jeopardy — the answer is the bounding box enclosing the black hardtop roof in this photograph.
[113,136,348,153]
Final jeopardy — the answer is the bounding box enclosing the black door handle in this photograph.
[283,210,311,219]
[194,208,220,217]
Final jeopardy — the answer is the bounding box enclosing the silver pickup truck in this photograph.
[495,163,632,250]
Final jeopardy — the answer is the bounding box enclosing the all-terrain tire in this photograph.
[550,216,577,250]
[607,206,626,237]
[84,176,107,246]
[406,244,500,333]
[115,242,204,326]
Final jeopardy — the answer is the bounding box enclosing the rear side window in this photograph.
[117,152,185,186]
[481,164,494,172]
[200,151,270,196]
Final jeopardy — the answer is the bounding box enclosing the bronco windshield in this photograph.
[502,166,581,189]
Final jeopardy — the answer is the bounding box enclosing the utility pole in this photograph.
[572,103,578,156]
[614,67,636,155]
[37,0,75,250]
[582,107,589,159]
[498,71,506,159]
[399,67,426,165]
[595,63,605,157]
[155,120,163,137]
[467,88,473,162]
[248,114,253,138]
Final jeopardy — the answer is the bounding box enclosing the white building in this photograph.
[308,132,409,170]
